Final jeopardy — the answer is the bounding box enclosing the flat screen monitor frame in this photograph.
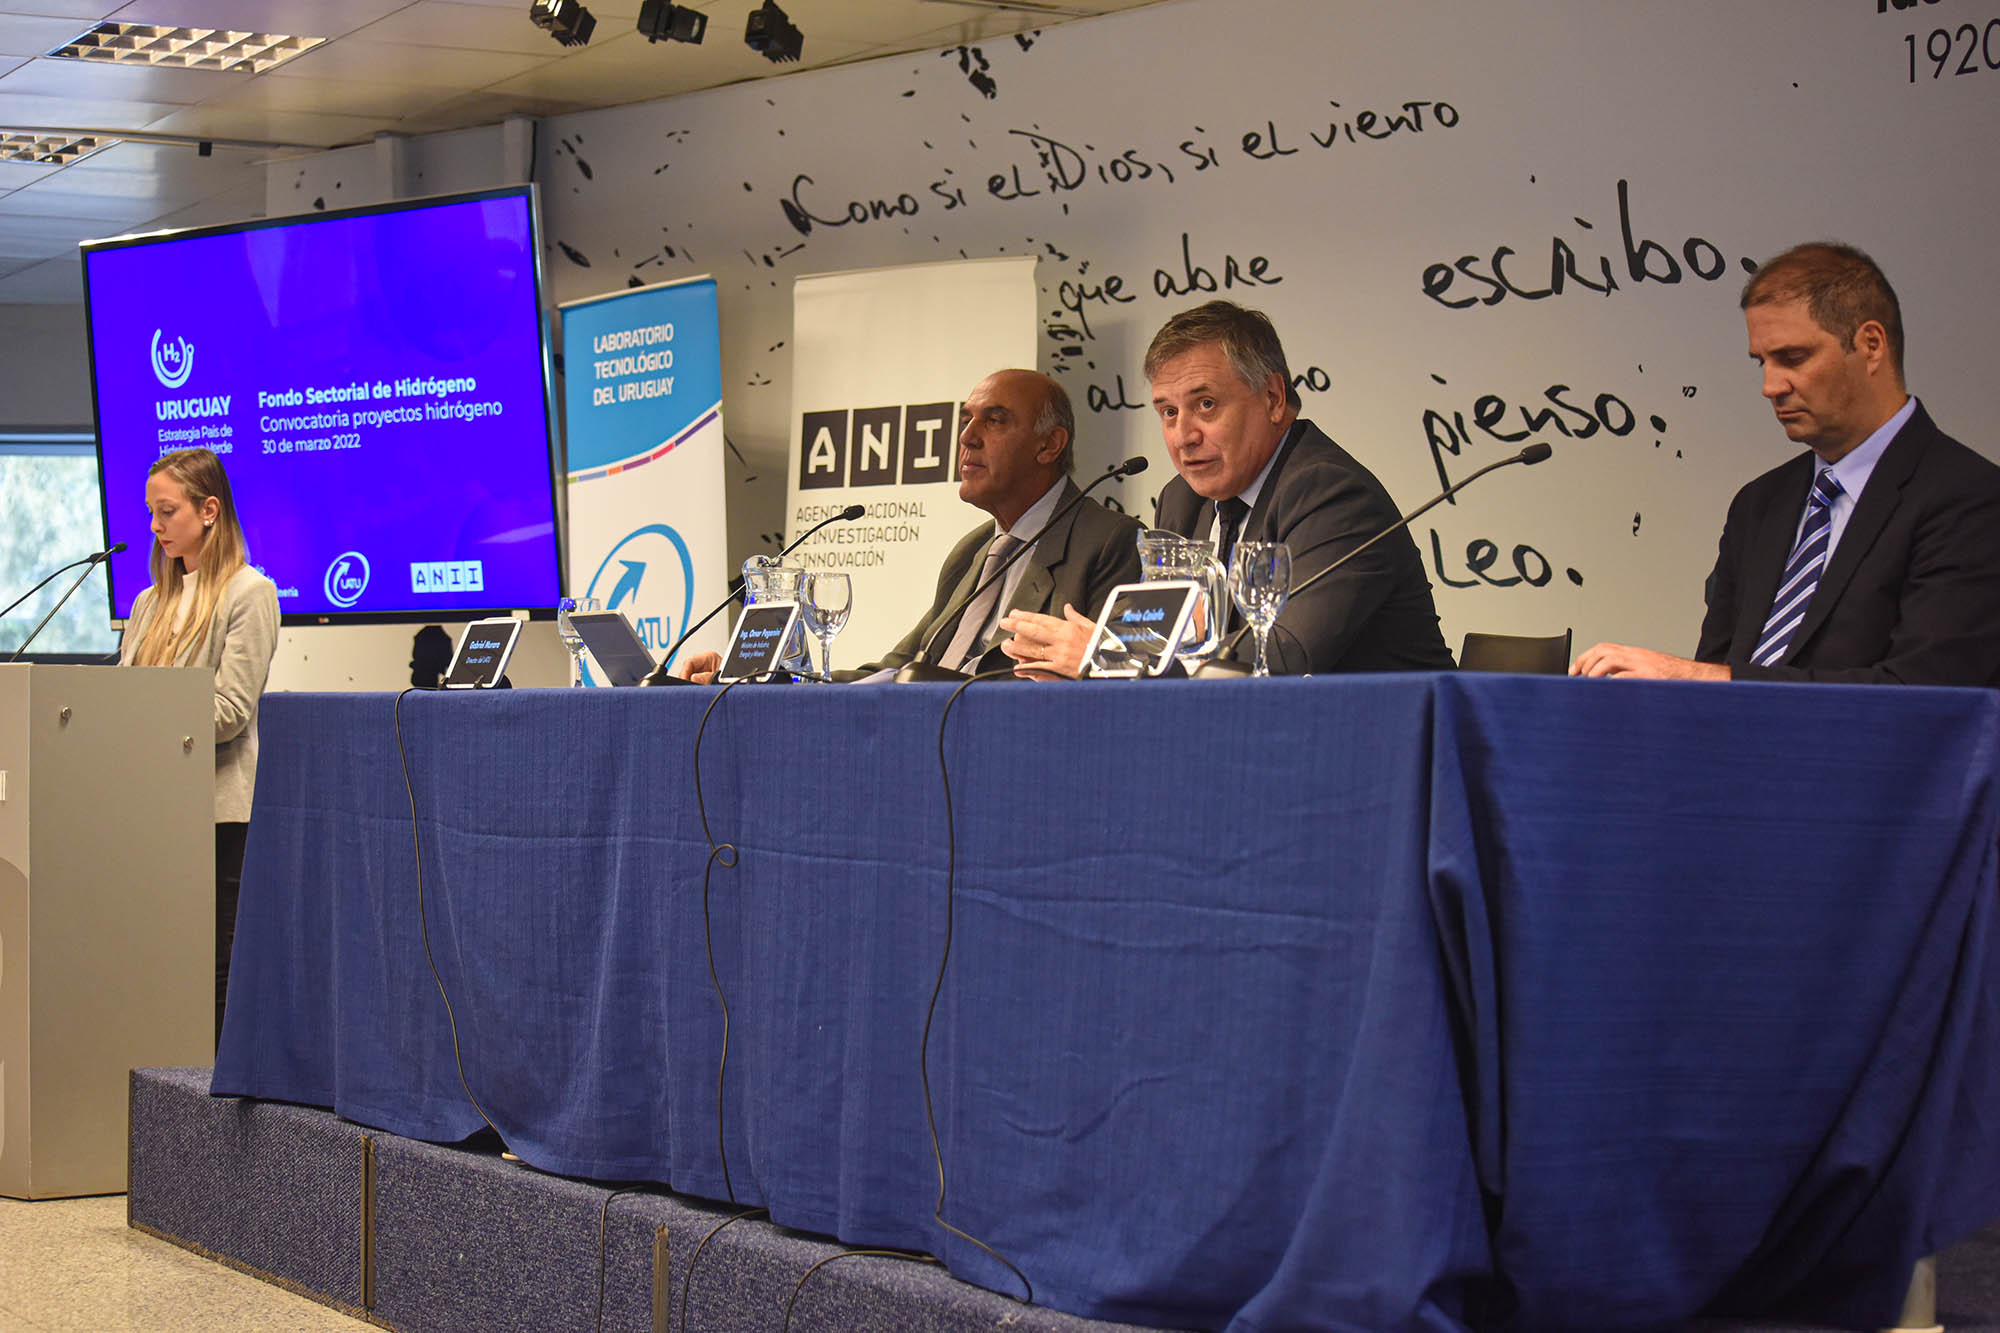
[79,184,566,627]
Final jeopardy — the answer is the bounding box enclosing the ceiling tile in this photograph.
[0,156,61,185]
[0,209,124,242]
[142,102,387,146]
[7,1,119,20]
[355,2,613,57]
[0,89,180,129]
[0,181,171,220]
[0,253,84,302]
[261,36,555,88]
[102,0,403,39]
[0,54,248,104]
[0,15,83,56]
[224,71,465,119]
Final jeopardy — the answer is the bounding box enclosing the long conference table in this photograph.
[212,675,2000,1332]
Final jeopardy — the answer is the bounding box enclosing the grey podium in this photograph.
[0,663,214,1199]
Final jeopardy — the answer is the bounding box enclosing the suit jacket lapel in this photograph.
[1006,478,1082,616]
[1244,421,1306,540]
[1788,408,1924,658]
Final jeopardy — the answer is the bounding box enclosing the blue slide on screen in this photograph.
[83,186,562,621]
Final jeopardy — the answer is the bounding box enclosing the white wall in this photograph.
[530,0,2000,660]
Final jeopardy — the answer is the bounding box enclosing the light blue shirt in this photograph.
[1798,395,1914,557]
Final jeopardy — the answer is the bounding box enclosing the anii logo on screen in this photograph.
[150,330,193,389]
[325,551,371,608]
[410,561,484,595]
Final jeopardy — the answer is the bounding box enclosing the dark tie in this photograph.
[1751,469,1843,667]
[1215,497,1250,569]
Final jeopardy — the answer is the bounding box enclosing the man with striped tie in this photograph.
[1572,242,2000,686]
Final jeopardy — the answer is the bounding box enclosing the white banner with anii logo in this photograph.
[785,256,1039,667]
[559,276,728,681]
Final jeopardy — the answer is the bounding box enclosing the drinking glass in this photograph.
[556,596,600,687]
[1228,542,1291,677]
[801,572,852,681]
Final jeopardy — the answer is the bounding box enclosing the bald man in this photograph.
[680,369,1141,681]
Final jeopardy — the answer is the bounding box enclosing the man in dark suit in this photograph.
[849,368,1141,677]
[1573,242,2000,685]
[1003,301,1453,676]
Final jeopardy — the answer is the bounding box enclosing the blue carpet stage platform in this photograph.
[130,1065,2000,1332]
[128,1066,1172,1332]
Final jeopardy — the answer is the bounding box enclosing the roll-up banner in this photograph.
[785,256,1038,667]
[559,275,727,682]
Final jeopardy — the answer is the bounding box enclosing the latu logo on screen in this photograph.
[324,551,371,608]
[150,330,194,389]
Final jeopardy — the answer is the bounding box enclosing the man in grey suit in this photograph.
[679,368,1140,681]
[851,367,1141,678]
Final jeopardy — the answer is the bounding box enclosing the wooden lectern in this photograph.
[0,664,214,1198]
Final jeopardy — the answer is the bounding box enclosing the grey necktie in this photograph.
[938,533,1024,670]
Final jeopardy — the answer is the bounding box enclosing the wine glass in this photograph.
[801,572,852,682]
[556,596,599,687]
[1228,542,1291,677]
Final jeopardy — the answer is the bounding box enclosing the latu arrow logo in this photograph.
[151,329,194,389]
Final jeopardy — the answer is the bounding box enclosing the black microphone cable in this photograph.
[921,665,1036,1304]
[591,1185,650,1333]
[780,1247,942,1332]
[677,1203,769,1333]
[692,679,748,1204]
[393,686,505,1142]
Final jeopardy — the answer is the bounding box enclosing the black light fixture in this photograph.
[637,0,706,43]
[744,0,802,62]
[530,0,596,47]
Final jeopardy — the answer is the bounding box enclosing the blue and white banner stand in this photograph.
[559,275,727,682]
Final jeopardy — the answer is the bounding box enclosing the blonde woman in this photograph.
[120,447,279,1046]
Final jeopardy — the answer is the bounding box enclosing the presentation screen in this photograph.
[82,185,563,622]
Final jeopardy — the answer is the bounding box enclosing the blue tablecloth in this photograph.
[213,676,2000,1331]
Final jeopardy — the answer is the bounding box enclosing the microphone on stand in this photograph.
[7,542,127,663]
[640,504,865,685]
[1,542,127,623]
[1197,443,1553,677]
[895,456,1149,684]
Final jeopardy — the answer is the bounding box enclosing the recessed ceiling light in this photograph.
[47,23,324,74]
[0,132,116,165]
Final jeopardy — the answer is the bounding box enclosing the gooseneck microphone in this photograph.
[640,504,866,684]
[1208,442,1553,666]
[1,541,127,623]
[905,456,1149,677]
[7,541,127,662]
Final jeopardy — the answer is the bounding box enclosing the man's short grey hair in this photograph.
[1031,373,1078,474]
[1143,300,1301,411]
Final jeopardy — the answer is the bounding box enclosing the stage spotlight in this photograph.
[530,0,596,47]
[744,0,802,63]
[637,0,706,43]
